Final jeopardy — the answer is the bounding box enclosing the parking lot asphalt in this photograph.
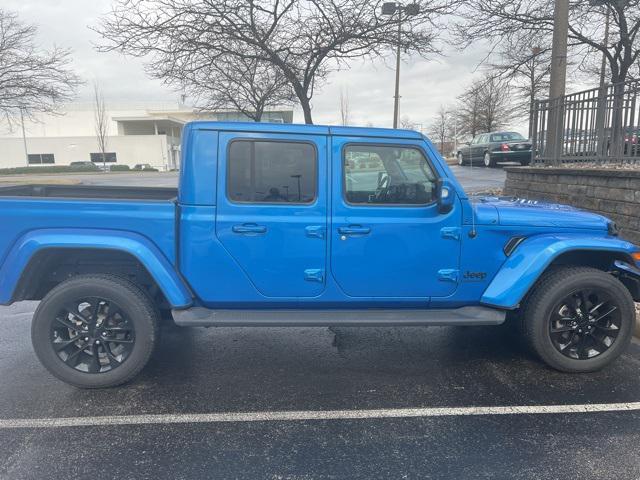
[1,302,640,479]
[77,165,505,193]
[0,163,506,193]
[3,167,639,479]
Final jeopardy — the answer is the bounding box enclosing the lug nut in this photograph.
[84,337,89,341]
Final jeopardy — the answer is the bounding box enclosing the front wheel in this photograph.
[31,274,159,388]
[457,153,465,166]
[522,267,635,373]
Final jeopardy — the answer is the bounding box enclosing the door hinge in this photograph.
[437,269,459,283]
[304,268,325,283]
[440,227,461,241]
[305,225,325,239]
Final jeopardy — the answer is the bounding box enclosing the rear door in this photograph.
[215,132,328,298]
[471,134,488,159]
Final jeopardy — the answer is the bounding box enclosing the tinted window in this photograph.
[90,152,117,163]
[27,153,55,165]
[490,132,526,142]
[344,145,437,205]
[227,140,316,204]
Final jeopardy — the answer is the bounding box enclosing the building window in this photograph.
[227,140,317,204]
[343,145,437,205]
[90,152,118,163]
[27,154,55,165]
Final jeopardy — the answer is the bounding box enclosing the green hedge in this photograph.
[109,164,130,171]
[0,165,100,175]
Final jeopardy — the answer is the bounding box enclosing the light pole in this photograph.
[382,2,419,129]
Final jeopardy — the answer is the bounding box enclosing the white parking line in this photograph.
[1,402,640,429]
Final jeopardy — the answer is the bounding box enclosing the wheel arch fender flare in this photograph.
[0,228,192,308]
[481,233,638,309]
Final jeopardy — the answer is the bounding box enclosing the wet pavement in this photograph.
[0,302,639,479]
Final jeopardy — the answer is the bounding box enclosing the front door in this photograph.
[216,132,327,298]
[330,138,461,299]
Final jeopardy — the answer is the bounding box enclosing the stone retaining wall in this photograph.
[504,167,640,244]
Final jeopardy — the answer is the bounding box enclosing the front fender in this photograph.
[481,233,637,309]
[0,228,192,308]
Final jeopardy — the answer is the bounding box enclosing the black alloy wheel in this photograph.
[32,274,159,388]
[548,288,622,360]
[51,297,135,374]
[522,266,635,373]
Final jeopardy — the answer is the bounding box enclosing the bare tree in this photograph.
[156,51,295,122]
[339,88,351,126]
[0,10,81,126]
[428,104,450,153]
[455,1,640,88]
[399,115,419,130]
[456,76,516,136]
[456,81,483,137]
[93,83,109,171]
[94,0,458,124]
[488,32,552,135]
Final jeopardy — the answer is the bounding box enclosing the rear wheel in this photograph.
[31,274,159,388]
[522,267,635,372]
[483,152,495,168]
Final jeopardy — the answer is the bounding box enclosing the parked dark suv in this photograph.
[457,131,532,167]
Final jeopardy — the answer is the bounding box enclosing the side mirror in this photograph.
[437,178,455,214]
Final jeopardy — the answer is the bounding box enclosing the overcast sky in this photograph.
[6,0,521,132]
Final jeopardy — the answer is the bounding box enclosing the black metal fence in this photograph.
[532,80,640,165]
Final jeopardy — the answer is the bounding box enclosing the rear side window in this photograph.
[344,145,437,205]
[227,140,317,204]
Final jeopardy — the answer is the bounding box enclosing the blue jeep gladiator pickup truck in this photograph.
[2,122,639,388]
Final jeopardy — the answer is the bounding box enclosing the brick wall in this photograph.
[504,167,640,244]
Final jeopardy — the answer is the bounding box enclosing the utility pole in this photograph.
[20,108,29,166]
[545,0,569,165]
[529,47,542,139]
[595,3,611,160]
[382,3,419,129]
[393,15,402,129]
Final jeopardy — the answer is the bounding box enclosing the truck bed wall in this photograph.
[0,198,177,268]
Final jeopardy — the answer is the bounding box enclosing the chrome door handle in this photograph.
[232,224,267,235]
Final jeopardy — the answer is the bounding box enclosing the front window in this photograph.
[344,145,437,205]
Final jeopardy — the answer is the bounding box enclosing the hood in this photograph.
[476,197,611,231]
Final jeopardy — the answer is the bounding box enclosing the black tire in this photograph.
[522,267,635,373]
[457,153,465,166]
[483,152,495,168]
[520,158,531,166]
[31,274,159,388]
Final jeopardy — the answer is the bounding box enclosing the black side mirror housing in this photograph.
[437,178,455,214]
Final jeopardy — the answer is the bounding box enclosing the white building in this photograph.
[0,103,293,171]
